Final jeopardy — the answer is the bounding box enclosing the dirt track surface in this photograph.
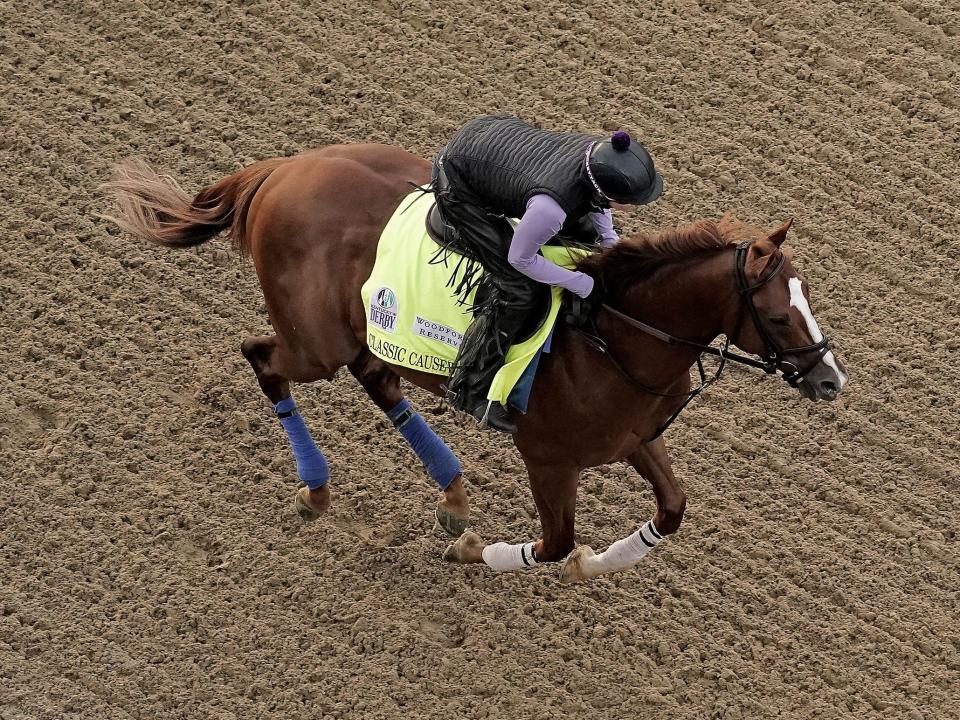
[2,1,959,718]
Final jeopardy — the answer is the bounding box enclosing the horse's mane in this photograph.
[578,213,766,296]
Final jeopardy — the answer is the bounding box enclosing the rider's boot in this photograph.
[471,398,517,434]
[450,318,521,435]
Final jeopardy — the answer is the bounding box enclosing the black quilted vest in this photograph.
[439,115,602,220]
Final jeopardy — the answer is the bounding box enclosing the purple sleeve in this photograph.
[507,195,595,298]
[591,209,619,247]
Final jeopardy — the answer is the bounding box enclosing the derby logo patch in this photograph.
[369,286,399,333]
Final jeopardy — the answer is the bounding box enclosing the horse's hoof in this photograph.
[434,506,469,538]
[294,486,326,522]
[442,531,485,564]
[559,545,597,584]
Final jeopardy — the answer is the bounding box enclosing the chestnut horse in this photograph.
[106,144,847,582]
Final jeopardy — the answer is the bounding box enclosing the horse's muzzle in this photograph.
[796,352,849,402]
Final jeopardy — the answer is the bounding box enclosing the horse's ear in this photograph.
[745,239,781,281]
[767,218,793,247]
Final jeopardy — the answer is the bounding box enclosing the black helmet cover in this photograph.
[585,131,663,205]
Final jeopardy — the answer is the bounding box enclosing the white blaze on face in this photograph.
[788,277,848,388]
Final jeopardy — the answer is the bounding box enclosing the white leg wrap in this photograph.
[481,541,538,572]
[585,519,663,575]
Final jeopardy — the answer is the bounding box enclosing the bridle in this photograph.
[572,241,832,439]
[730,242,832,385]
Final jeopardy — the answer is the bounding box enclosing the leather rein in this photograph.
[573,241,832,439]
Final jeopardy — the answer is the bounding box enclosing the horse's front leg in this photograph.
[561,436,686,583]
[444,462,578,571]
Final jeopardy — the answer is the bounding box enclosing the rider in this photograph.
[432,115,664,433]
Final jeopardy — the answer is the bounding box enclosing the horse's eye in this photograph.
[769,315,791,326]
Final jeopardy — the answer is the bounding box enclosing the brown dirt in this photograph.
[1,1,958,718]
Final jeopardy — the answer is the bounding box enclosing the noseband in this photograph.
[574,241,832,439]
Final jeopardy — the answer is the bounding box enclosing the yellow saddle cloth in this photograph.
[361,190,585,406]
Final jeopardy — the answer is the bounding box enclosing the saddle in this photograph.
[425,201,448,246]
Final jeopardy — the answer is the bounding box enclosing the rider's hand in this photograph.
[584,277,605,309]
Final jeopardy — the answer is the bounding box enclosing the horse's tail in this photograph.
[102,157,290,256]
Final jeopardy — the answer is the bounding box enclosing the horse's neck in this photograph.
[622,251,737,345]
[594,251,737,385]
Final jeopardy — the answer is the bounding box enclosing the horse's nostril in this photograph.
[820,380,838,396]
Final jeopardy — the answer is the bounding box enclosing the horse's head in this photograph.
[731,220,848,401]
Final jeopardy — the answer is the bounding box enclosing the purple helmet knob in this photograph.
[610,130,631,151]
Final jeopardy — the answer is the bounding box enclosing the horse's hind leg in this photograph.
[241,335,331,518]
[347,350,468,535]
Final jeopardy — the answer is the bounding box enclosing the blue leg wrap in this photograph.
[387,399,462,490]
[273,396,329,490]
